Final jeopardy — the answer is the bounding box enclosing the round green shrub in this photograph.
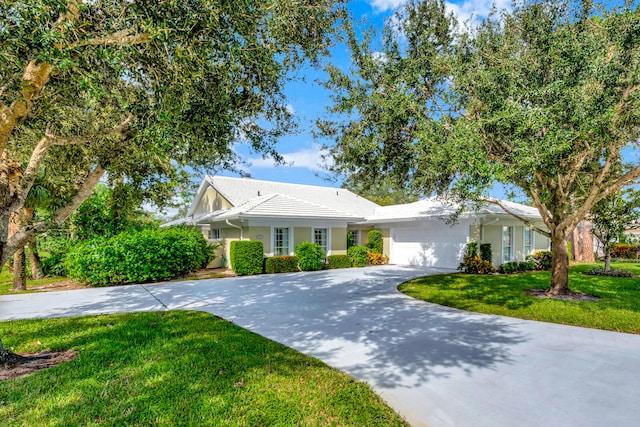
[295,241,326,271]
[230,240,264,276]
[66,226,214,286]
[348,245,369,268]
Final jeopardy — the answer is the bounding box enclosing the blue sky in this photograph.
[227,0,514,188]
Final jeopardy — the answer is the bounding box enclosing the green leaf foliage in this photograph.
[347,245,369,268]
[230,240,264,276]
[367,230,383,254]
[265,256,299,274]
[72,184,156,240]
[466,242,479,258]
[457,255,495,274]
[327,254,351,269]
[479,243,492,262]
[295,241,326,271]
[65,227,213,286]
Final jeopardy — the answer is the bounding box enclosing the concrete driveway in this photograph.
[2,265,640,427]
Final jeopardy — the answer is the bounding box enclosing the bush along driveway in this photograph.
[2,265,640,427]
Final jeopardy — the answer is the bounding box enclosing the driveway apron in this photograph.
[1,265,640,427]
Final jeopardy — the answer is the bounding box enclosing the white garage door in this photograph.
[390,220,470,269]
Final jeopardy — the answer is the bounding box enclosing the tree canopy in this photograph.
[0,0,346,266]
[320,0,640,294]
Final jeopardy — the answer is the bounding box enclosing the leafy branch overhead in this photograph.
[320,0,640,294]
[0,0,346,266]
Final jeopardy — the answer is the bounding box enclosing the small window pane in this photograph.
[502,226,513,263]
[209,228,220,240]
[524,228,533,255]
[314,228,328,254]
[274,227,290,256]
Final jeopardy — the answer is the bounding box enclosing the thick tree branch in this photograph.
[10,115,133,214]
[71,30,151,48]
[1,221,47,267]
[0,61,53,153]
[53,164,106,225]
[565,164,640,234]
[483,197,551,237]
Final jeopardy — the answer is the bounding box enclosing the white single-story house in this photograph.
[164,176,550,269]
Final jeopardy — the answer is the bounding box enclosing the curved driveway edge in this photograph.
[2,265,640,427]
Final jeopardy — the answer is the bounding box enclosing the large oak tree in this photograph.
[1,0,344,364]
[320,0,640,295]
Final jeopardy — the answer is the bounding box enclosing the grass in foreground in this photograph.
[0,311,407,426]
[399,263,640,334]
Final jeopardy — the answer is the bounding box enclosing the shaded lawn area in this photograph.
[0,311,408,426]
[399,263,640,334]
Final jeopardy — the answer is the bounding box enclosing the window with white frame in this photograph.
[209,228,221,240]
[502,226,514,263]
[347,230,359,248]
[273,227,290,256]
[523,228,534,255]
[313,227,329,254]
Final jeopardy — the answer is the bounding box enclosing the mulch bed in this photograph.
[1,350,78,381]
[525,289,601,301]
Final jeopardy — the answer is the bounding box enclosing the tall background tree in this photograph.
[1,0,345,365]
[320,0,640,295]
[590,189,640,271]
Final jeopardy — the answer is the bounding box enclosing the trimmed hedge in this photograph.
[296,241,326,271]
[348,245,369,268]
[500,260,536,274]
[230,240,264,276]
[265,256,299,273]
[367,230,383,254]
[327,254,351,269]
[66,226,213,286]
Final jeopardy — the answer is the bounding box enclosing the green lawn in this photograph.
[0,311,408,426]
[399,263,640,334]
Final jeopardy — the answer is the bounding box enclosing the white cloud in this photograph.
[249,143,332,172]
[372,51,388,63]
[285,103,296,116]
[369,0,407,12]
[367,0,510,25]
[445,0,511,27]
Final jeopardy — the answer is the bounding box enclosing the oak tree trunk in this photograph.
[28,239,43,280]
[13,248,26,291]
[547,232,570,296]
